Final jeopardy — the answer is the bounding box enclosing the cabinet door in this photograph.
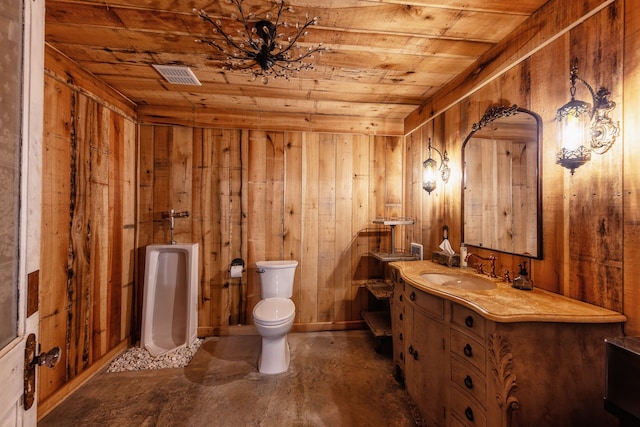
[405,305,446,426]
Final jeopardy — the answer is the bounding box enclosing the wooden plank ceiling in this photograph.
[45,0,549,134]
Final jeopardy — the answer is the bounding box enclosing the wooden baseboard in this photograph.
[198,320,367,337]
[37,340,129,421]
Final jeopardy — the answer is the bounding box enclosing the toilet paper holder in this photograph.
[229,258,245,272]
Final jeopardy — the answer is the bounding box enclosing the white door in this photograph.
[0,0,44,426]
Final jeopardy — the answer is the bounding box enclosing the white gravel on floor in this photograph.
[107,339,203,372]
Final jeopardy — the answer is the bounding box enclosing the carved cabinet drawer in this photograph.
[450,386,487,427]
[450,357,487,404]
[451,304,485,341]
[450,328,486,374]
[406,285,443,320]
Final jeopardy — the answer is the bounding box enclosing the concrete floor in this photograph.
[39,330,422,426]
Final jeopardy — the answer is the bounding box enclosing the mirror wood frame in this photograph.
[461,105,543,259]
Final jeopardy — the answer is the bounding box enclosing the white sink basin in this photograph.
[420,272,497,291]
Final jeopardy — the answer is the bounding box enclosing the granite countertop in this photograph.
[390,260,627,324]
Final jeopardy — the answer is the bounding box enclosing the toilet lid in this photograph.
[253,298,295,325]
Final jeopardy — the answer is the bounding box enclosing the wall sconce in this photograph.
[555,58,620,174]
[423,138,450,194]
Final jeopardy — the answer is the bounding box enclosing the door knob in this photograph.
[35,346,61,368]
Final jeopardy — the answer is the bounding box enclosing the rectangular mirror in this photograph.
[462,105,542,259]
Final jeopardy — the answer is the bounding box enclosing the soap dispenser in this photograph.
[512,260,534,290]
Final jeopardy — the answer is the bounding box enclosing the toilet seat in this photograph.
[253,298,295,326]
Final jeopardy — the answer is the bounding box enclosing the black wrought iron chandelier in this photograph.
[195,0,325,84]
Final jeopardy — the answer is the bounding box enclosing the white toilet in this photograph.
[253,260,298,374]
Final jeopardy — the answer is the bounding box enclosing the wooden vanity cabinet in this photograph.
[391,267,623,427]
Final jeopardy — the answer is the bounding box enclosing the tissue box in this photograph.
[432,251,460,267]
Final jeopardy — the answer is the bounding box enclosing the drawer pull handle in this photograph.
[464,375,474,389]
[410,291,416,301]
[399,333,403,341]
[408,345,414,355]
[399,294,403,302]
[465,407,474,421]
[413,350,419,360]
[464,343,473,357]
[399,352,404,361]
[465,315,474,328]
[399,313,403,321]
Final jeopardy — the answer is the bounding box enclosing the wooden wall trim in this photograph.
[45,44,137,120]
[137,105,404,136]
[404,0,616,134]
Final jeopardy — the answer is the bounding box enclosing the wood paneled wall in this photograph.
[39,47,137,408]
[405,0,640,333]
[138,126,405,334]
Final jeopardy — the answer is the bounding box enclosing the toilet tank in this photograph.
[256,260,298,298]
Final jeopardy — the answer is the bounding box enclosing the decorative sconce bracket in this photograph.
[590,86,619,154]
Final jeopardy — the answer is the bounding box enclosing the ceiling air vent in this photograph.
[152,65,201,85]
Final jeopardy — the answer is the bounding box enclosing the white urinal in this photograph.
[141,243,199,356]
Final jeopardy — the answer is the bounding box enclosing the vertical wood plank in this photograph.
[530,37,566,294]
[170,126,193,243]
[351,134,371,318]
[567,1,623,310]
[300,134,319,323]
[335,135,353,321]
[247,130,267,314]
[39,76,72,398]
[623,0,640,335]
[317,134,336,322]
[266,131,285,261]
[192,127,212,327]
[121,118,136,340]
[284,132,303,321]
[91,102,110,359]
[137,125,154,248]
[372,137,387,253]
[107,112,123,349]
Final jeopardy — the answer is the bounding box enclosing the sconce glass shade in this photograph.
[556,98,592,174]
[423,157,438,194]
[422,137,450,194]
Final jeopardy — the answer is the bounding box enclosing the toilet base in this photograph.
[258,334,290,374]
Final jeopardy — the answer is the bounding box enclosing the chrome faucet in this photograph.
[464,253,497,278]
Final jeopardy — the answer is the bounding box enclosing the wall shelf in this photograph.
[361,311,392,338]
[363,217,417,352]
